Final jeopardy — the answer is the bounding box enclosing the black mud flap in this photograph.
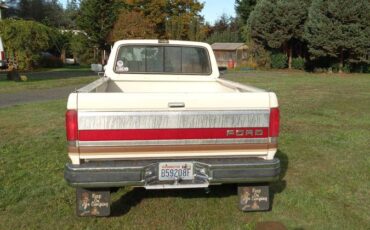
[238,185,270,211]
[76,188,111,217]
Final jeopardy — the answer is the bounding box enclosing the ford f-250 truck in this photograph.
[64,40,280,216]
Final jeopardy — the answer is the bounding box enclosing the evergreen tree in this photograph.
[165,16,185,40]
[2,0,18,18]
[65,0,79,29]
[187,17,207,41]
[212,14,231,34]
[43,0,66,28]
[77,0,120,51]
[17,0,66,27]
[248,0,309,68]
[235,0,257,24]
[165,0,204,39]
[305,0,370,72]
[206,14,242,43]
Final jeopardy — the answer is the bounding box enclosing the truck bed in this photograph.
[77,78,265,94]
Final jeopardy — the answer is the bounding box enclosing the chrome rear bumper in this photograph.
[64,158,280,188]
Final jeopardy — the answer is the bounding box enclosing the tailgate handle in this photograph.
[168,102,185,108]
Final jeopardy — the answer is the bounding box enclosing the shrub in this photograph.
[331,63,351,73]
[331,63,340,73]
[292,57,305,70]
[271,53,287,69]
[343,64,351,73]
[245,59,258,69]
[313,67,326,73]
[0,19,54,70]
[351,63,370,73]
[20,75,28,81]
[245,41,271,69]
[39,55,63,68]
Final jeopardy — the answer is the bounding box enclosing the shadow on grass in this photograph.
[111,151,288,216]
[269,150,288,210]
[0,69,96,82]
[111,184,237,217]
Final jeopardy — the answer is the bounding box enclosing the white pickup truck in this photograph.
[64,40,280,216]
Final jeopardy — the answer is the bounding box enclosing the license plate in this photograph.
[158,162,194,181]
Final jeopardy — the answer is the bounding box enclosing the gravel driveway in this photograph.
[0,85,83,108]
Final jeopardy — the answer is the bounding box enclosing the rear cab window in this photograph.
[115,45,211,75]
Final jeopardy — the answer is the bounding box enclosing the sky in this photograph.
[201,0,236,24]
[59,0,236,25]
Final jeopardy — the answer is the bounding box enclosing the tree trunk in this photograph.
[101,50,105,65]
[73,52,77,65]
[93,48,97,63]
[288,43,292,69]
[61,48,66,63]
[338,50,344,74]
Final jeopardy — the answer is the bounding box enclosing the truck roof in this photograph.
[113,39,212,48]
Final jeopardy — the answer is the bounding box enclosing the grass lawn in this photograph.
[0,71,369,229]
[0,67,97,94]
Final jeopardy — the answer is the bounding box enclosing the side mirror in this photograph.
[91,64,103,72]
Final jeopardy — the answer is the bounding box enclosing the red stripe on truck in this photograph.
[78,127,269,141]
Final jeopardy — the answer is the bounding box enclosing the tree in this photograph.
[165,0,204,39]
[212,14,231,33]
[205,14,242,44]
[165,15,185,40]
[69,32,96,64]
[109,10,157,41]
[248,0,309,68]
[64,0,79,29]
[305,0,370,72]
[0,19,53,70]
[119,0,205,40]
[16,0,67,27]
[2,0,18,19]
[187,16,207,41]
[78,0,121,63]
[235,0,257,24]
[43,0,67,28]
[206,29,241,44]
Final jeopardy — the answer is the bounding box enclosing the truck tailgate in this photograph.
[68,92,278,161]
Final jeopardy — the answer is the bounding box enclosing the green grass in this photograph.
[0,71,369,229]
[0,67,97,94]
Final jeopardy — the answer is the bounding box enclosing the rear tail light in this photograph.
[0,51,4,60]
[66,110,78,141]
[269,107,280,137]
